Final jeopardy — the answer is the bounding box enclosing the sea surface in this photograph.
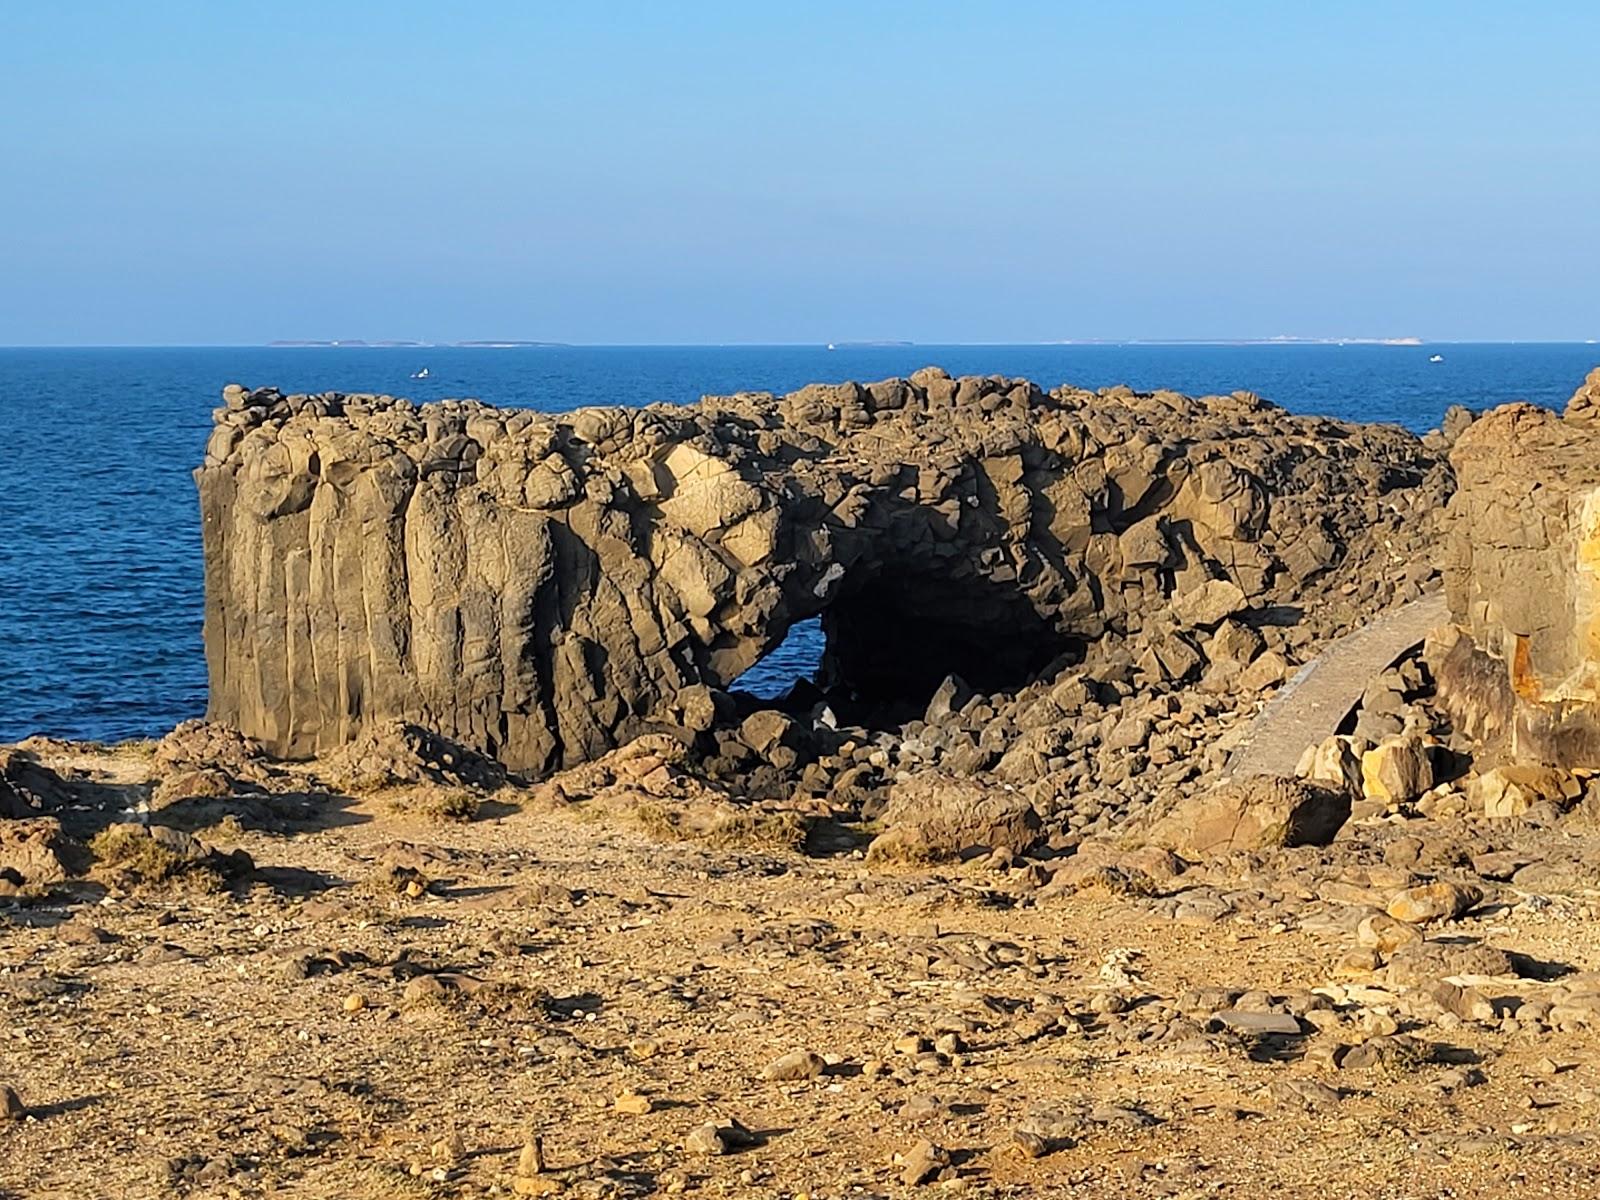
[3,343,1597,743]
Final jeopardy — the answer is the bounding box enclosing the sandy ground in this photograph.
[4,745,1600,1200]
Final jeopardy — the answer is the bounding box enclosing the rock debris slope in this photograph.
[197,371,1450,780]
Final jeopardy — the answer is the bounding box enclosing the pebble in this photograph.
[900,1138,951,1186]
[518,1136,546,1175]
[403,975,452,1005]
[431,1131,466,1163]
[1386,882,1483,925]
[1430,980,1496,1024]
[1,1085,24,1121]
[1268,1078,1341,1110]
[1357,912,1423,952]
[685,1122,730,1155]
[761,1049,827,1081]
[900,1093,947,1122]
[1011,1128,1049,1158]
[615,1088,654,1115]
[342,992,368,1013]
[512,1176,562,1197]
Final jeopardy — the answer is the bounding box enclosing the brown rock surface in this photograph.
[196,374,1447,775]
[1440,378,1600,765]
[1386,881,1483,924]
[866,772,1041,862]
[1144,774,1350,857]
[0,817,82,885]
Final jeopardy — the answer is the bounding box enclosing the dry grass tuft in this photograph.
[386,786,482,823]
[630,799,809,850]
[88,826,222,891]
[1071,865,1160,898]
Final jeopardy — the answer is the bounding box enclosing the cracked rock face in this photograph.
[197,370,1443,775]
[1440,368,1600,766]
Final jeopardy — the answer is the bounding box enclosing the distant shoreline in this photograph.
[266,339,571,349]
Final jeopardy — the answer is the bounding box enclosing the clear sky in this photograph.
[3,2,1598,344]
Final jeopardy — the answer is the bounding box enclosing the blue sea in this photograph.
[3,342,1597,744]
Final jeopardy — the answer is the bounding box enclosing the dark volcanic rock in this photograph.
[0,748,73,817]
[196,373,1448,775]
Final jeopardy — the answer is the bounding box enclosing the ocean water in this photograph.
[3,342,1597,743]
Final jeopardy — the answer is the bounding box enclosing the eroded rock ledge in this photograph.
[197,370,1449,777]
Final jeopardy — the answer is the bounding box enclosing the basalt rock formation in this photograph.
[197,370,1449,778]
[1439,367,1600,766]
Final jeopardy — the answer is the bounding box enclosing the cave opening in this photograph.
[731,616,826,702]
[729,569,1079,728]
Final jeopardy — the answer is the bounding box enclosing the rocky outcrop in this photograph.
[1,747,72,818]
[1440,371,1600,766]
[198,372,1448,776]
[0,818,82,886]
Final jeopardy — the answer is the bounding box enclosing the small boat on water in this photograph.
[1429,355,1444,363]
[411,367,430,379]
[826,343,836,351]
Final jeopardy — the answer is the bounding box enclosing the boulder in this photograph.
[1171,578,1248,629]
[0,818,82,885]
[1360,735,1434,805]
[1387,882,1482,925]
[867,772,1041,863]
[1469,764,1582,817]
[1206,619,1265,669]
[1144,775,1349,858]
[1296,735,1363,796]
[738,710,798,756]
[1239,650,1293,692]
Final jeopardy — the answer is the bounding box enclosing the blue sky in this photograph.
[2,2,1597,344]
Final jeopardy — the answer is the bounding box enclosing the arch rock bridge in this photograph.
[197,369,1447,775]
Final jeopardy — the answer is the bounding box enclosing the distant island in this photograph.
[1048,336,1426,347]
[267,339,569,348]
[452,340,570,348]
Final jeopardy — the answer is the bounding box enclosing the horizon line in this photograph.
[4,338,1600,350]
